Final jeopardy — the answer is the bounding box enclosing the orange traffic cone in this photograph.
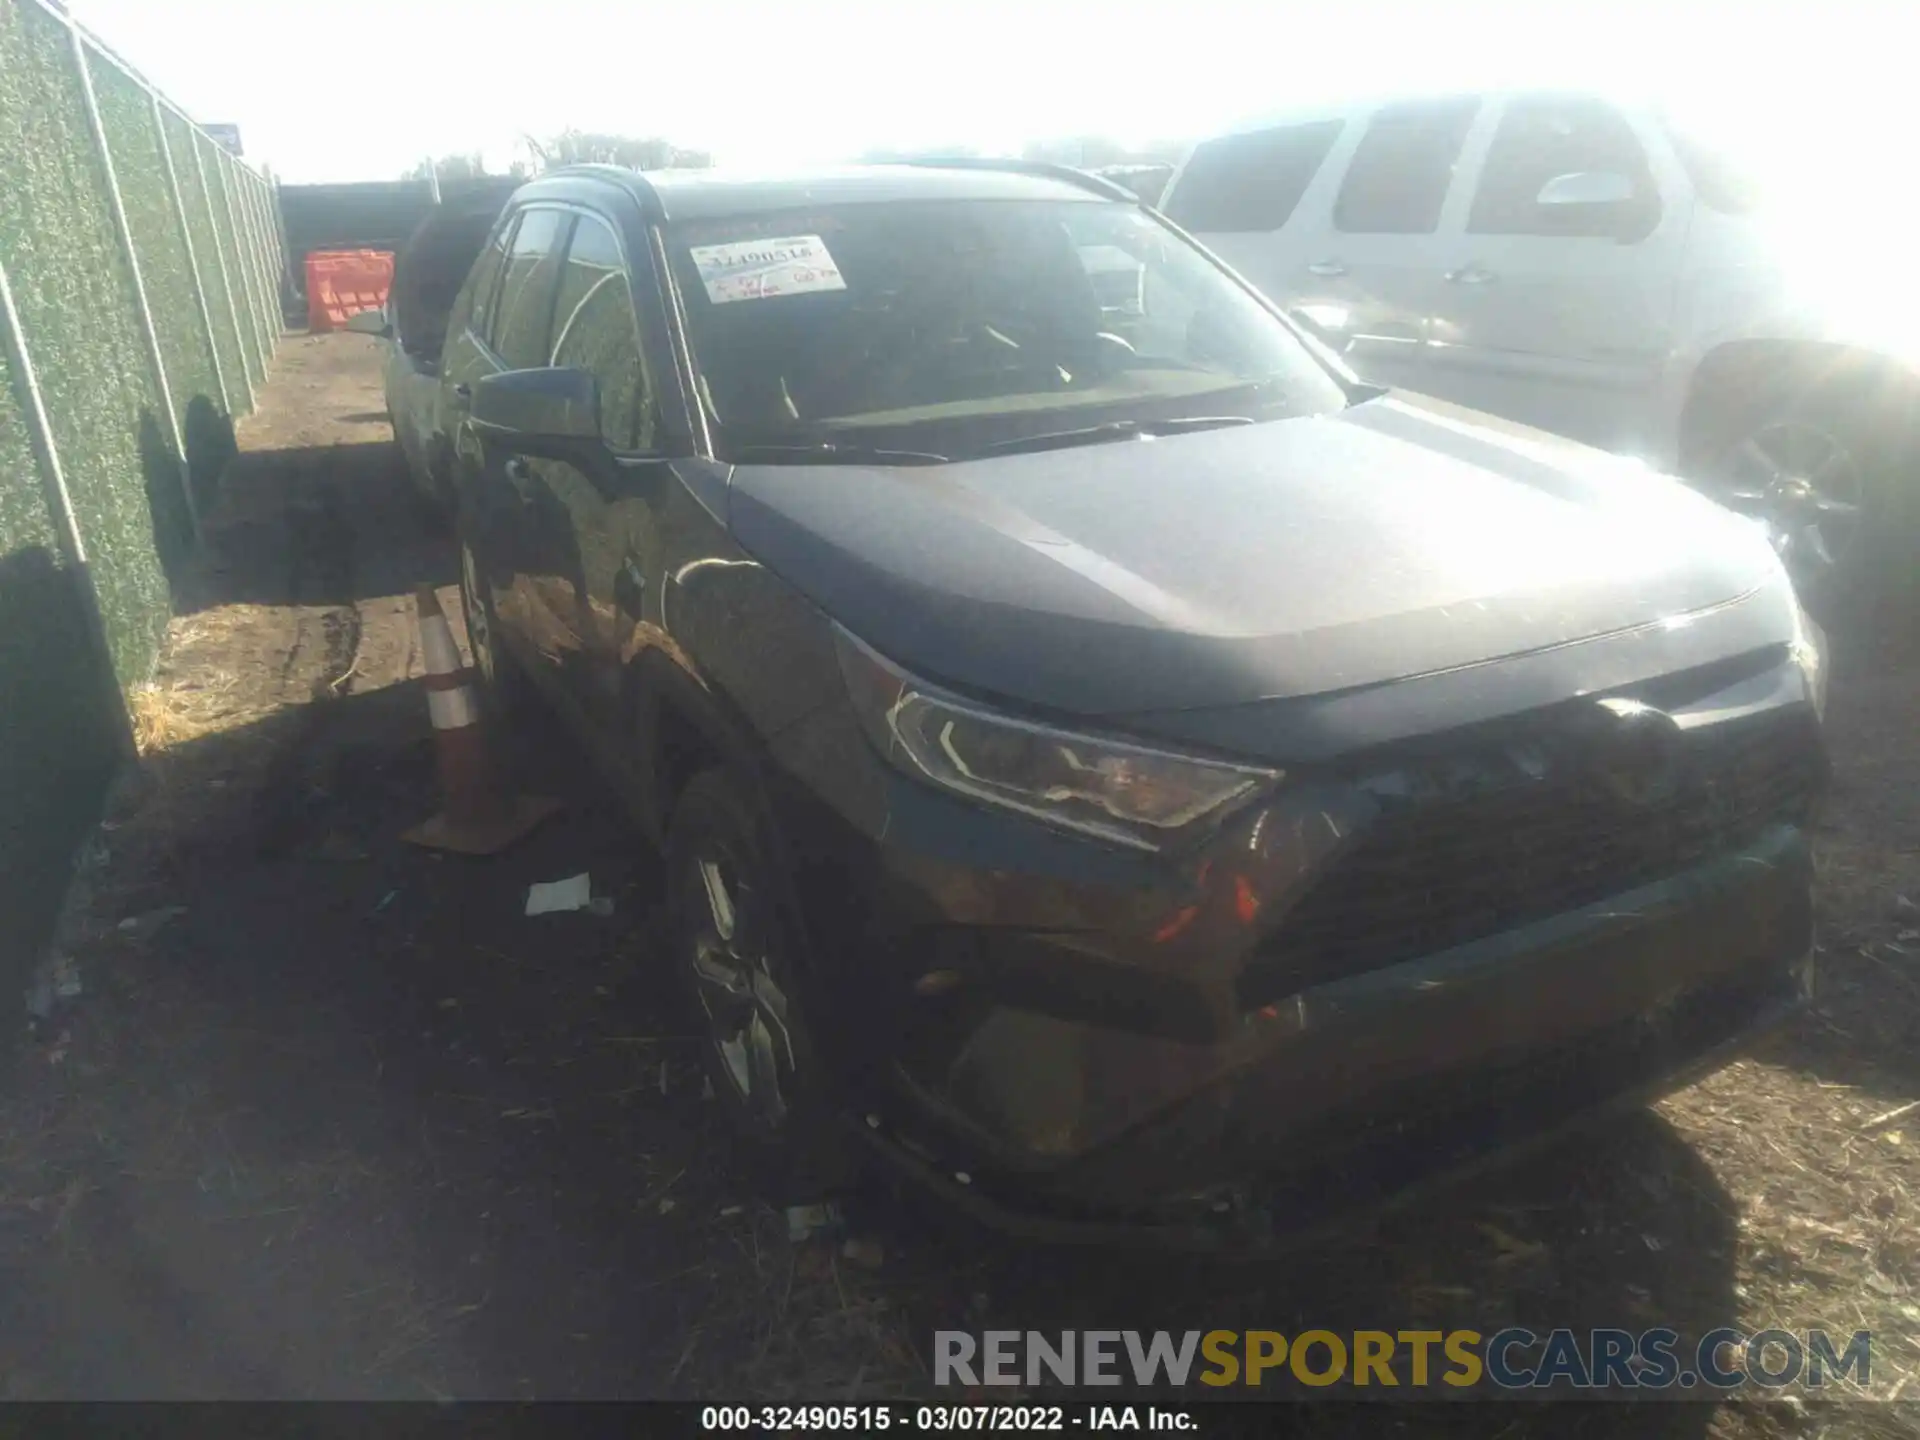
[402,584,560,854]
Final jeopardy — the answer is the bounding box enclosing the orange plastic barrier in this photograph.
[306,249,395,332]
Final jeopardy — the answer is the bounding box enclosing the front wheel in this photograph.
[458,535,533,725]
[665,767,851,1198]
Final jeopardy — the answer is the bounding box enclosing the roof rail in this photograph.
[520,163,670,219]
[895,156,1139,203]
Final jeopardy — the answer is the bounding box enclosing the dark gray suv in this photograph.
[442,161,1826,1247]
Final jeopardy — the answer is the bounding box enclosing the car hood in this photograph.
[725,394,1784,717]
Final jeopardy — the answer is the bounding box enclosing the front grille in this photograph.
[1237,707,1823,1008]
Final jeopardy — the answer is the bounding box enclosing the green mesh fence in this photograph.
[237,154,272,368]
[237,164,279,352]
[167,106,250,416]
[204,136,265,385]
[1,0,280,1006]
[91,59,236,508]
[214,148,257,363]
[255,182,283,325]
[259,176,288,327]
[1,0,174,686]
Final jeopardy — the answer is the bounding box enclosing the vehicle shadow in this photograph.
[0,544,125,1069]
[863,1109,1735,1431]
[173,438,457,614]
[137,401,241,601]
[138,410,199,599]
[182,395,239,515]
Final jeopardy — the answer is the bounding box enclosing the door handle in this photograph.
[1305,260,1347,278]
[1444,265,1498,285]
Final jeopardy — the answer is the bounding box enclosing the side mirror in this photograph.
[470,367,602,455]
[1535,170,1635,209]
[344,307,392,337]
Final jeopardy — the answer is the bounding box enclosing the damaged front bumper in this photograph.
[849,825,1813,1252]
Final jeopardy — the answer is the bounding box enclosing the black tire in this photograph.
[1686,375,1920,631]
[665,766,852,1199]
[410,477,450,536]
[456,532,534,727]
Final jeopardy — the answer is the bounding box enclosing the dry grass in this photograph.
[640,1204,925,1401]
[1662,1054,1920,1404]
[129,610,292,757]
[110,606,317,862]
[1669,639,1920,1424]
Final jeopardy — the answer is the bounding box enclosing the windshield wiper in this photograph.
[975,415,1255,458]
[729,442,951,466]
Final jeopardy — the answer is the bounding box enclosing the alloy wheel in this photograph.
[686,851,796,1129]
[1711,419,1867,589]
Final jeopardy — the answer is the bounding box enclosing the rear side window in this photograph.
[1163,121,1344,233]
[1470,97,1659,238]
[458,214,516,343]
[396,205,502,359]
[490,208,573,368]
[550,215,652,450]
[1334,98,1480,234]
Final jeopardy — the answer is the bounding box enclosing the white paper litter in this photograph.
[525,873,593,916]
[786,1202,842,1242]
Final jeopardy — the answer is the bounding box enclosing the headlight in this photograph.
[834,628,1277,851]
[1791,599,1828,722]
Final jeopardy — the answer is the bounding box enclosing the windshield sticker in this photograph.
[688,235,847,305]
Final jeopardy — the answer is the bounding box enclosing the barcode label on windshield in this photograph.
[688,235,847,305]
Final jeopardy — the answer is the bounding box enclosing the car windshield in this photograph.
[663,198,1349,462]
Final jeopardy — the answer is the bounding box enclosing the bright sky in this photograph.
[68,0,1908,186]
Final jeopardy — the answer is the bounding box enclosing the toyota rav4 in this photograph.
[443,161,1826,1247]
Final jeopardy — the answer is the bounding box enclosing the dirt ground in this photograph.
[1,333,1917,1432]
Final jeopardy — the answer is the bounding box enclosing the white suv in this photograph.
[1160,91,1918,620]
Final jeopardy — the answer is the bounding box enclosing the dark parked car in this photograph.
[442,161,1828,1246]
[350,192,511,512]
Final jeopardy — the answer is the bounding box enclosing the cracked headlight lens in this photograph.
[835,628,1276,851]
